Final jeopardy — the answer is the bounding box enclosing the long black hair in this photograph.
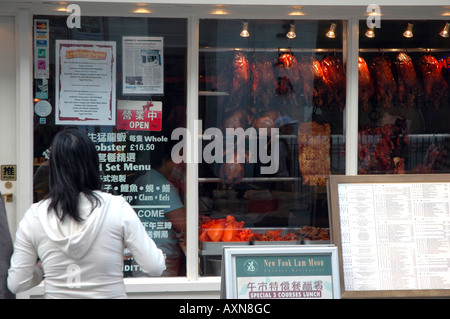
[47,128,102,222]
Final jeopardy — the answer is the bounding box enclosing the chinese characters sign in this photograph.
[233,254,335,299]
[117,100,162,131]
[87,131,180,276]
[1,165,16,181]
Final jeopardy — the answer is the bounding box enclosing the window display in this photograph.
[32,16,188,277]
[358,20,450,175]
[30,14,449,281]
[197,19,346,275]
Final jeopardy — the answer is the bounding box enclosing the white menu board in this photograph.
[328,174,450,298]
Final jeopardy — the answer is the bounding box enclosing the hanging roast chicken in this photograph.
[417,55,448,110]
[275,52,302,107]
[358,56,374,112]
[216,50,251,113]
[358,119,408,174]
[219,153,245,189]
[253,109,280,133]
[443,55,450,106]
[298,55,332,109]
[223,109,253,131]
[320,55,346,111]
[441,55,450,105]
[251,55,277,109]
[369,55,397,110]
[220,108,254,189]
[392,52,418,109]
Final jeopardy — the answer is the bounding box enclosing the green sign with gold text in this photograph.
[234,254,334,299]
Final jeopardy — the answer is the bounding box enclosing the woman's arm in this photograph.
[7,211,44,294]
[121,202,166,276]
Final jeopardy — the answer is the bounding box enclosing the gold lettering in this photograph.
[294,259,306,267]
[264,259,275,267]
[308,258,324,267]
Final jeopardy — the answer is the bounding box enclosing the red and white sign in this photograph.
[116,100,162,131]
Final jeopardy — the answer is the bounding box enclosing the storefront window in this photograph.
[197,19,346,275]
[358,20,450,174]
[32,16,188,276]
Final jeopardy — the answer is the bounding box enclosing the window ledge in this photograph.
[26,276,222,299]
[124,276,221,293]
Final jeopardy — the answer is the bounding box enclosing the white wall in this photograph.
[0,15,17,239]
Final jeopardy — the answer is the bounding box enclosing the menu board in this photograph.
[328,174,450,298]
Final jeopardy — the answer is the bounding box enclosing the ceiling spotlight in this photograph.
[133,8,151,13]
[365,27,375,38]
[403,22,414,38]
[326,23,337,38]
[211,5,228,15]
[286,23,296,39]
[288,11,304,16]
[240,21,250,38]
[440,22,450,38]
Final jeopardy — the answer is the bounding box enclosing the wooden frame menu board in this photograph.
[328,174,450,298]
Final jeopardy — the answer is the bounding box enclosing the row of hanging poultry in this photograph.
[358,53,450,175]
[212,50,450,186]
[359,52,450,112]
[213,50,450,121]
[215,50,346,119]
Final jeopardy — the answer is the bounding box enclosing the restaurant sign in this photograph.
[222,246,340,299]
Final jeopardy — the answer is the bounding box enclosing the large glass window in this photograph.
[358,20,450,175]
[32,16,188,277]
[197,19,346,275]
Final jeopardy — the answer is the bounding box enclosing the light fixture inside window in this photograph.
[240,21,250,38]
[134,8,151,13]
[288,11,304,16]
[440,22,450,38]
[286,23,296,39]
[211,5,228,15]
[289,6,304,16]
[326,23,337,38]
[403,22,414,38]
[365,27,375,38]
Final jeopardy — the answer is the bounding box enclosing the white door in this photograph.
[0,15,17,238]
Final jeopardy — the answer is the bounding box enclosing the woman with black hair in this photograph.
[7,128,165,298]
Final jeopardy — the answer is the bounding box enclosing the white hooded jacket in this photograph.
[7,191,166,298]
